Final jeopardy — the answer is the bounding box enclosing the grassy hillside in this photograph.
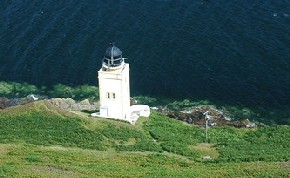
[0,101,290,177]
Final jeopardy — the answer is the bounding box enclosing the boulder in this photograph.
[0,97,8,109]
[48,98,76,111]
[74,99,99,111]
[3,97,34,108]
[48,98,99,111]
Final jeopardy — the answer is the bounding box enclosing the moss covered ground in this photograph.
[0,101,290,177]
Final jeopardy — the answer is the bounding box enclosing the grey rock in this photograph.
[48,98,99,111]
[0,97,8,109]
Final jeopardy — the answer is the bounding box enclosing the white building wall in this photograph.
[98,64,130,121]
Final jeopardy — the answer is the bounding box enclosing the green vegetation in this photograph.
[0,102,104,150]
[0,81,98,100]
[144,112,204,157]
[0,81,39,98]
[1,81,289,124]
[1,144,289,178]
[101,124,162,152]
[166,99,213,111]
[0,101,160,153]
[212,126,290,162]
[132,95,158,106]
[48,84,99,100]
[135,97,290,125]
[145,112,290,163]
[0,101,290,177]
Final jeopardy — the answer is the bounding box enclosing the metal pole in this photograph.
[205,119,208,143]
[203,111,210,143]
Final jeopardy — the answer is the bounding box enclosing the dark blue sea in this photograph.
[0,0,290,110]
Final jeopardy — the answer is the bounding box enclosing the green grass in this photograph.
[212,126,290,162]
[189,143,219,159]
[0,101,290,177]
[144,112,204,157]
[0,101,162,153]
[0,102,105,150]
[1,144,289,178]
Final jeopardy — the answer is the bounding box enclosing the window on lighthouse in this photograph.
[106,92,115,100]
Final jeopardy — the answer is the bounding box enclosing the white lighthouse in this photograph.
[93,44,150,124]
[98,44,131,122]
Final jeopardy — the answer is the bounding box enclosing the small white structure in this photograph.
[130,105,150,117]
[92,44,150,124]
[28,94,39,101]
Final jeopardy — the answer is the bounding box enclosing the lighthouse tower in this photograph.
[98,44,131,122]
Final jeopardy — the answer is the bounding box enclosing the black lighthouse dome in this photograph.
[103,44,124,69]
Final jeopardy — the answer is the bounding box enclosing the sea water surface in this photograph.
[0,0,290,110]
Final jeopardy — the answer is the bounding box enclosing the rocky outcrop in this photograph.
[48,98,99,111]
[165,105,256,128]
[0,96,99,112]
[0,96,38,109]
[1,95,255,128]
[0,97,9,109]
